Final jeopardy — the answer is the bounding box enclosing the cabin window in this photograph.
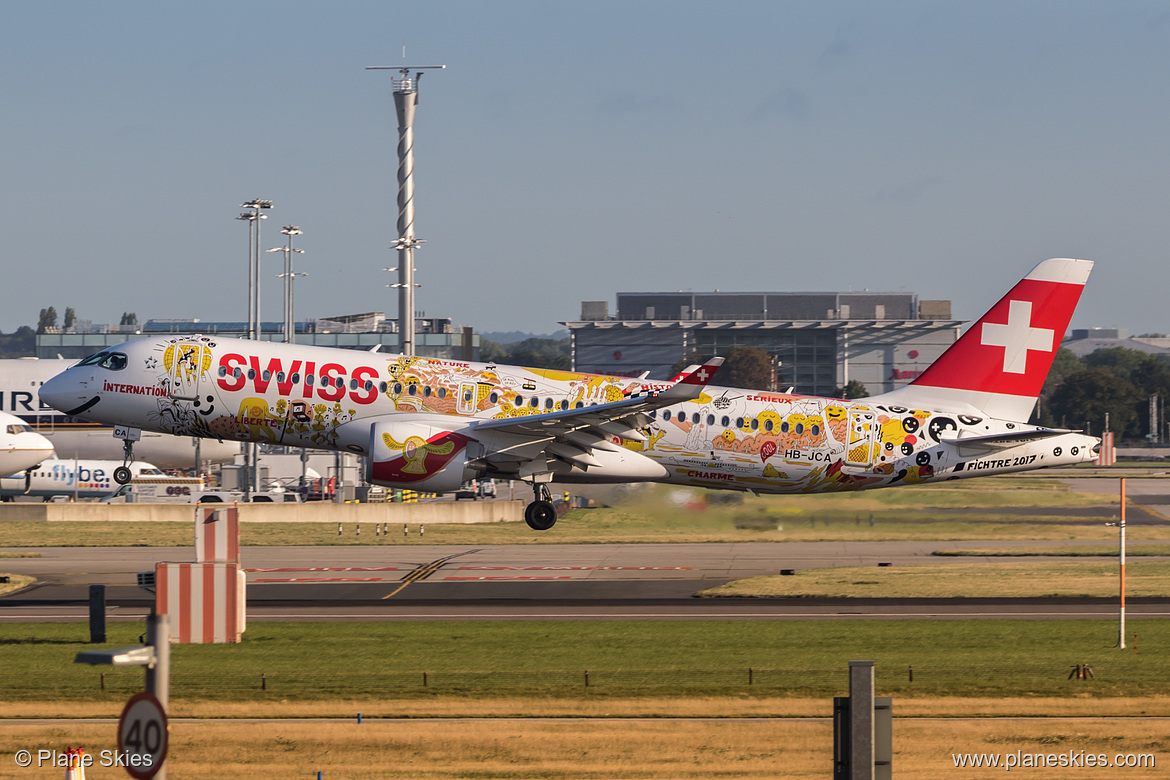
[365,380,374,392]
[247,369,256,380]
[276,372,285,383]
[379,382,387,393]
[423,386,432,397]
[764,419,774,432]
[306,374,315,386]
[560,400,569,410]
[263,371,272,381]
[663,410,672,421]
[692,413,700,424]
[750,419,758,430]
[291,373,300,383]
[794,423,804,435]
[781,421,789,433]
[335,377,344,389]
[721,416,729,427]
[530,397,540,408]
[811,424,821,437]
[408,384,417,396]
[515,395,524,406]
[218,366,227,377]
[576,401,584,409]
[545,398,554,410]
[707,415,715,425]
[437,388,447,399]
[736,417,744,428]
[463,388,474,403]
[350,378,359,389]
[489,391,499,404]
[393,383,402,394]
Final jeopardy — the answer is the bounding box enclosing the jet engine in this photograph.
[367,419,480,493]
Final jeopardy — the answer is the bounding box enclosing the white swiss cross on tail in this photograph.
[979,299,1055,374]
[889,258,1093,423]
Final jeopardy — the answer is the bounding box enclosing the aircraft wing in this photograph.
[468,357,723,476]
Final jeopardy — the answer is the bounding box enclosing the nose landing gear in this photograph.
[112,426,141,484]
[523,482,558,531]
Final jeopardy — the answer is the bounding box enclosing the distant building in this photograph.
[1061,328,1170,358]
[566,291,960,397]
[36,313,479,360]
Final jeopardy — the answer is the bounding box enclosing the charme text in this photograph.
[104,381,168,397]
[685,471,735,481]
[216,354,380,405]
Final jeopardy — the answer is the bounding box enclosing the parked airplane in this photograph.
[0,409,54,476]
[40,258,1099,530]
[0,357,237,469]
[0,459,162,501]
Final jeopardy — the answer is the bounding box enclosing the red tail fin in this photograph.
[885,258,1092,421]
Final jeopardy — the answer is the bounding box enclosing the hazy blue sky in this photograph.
[3,2,1168,337]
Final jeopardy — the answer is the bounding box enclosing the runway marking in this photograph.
[383,549,484,599]
[454,566,694,571]
[254,577,396,583]
[246,567,402,573]
[443,576,574,581]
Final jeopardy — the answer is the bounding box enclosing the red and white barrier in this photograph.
[1096,431,1116,466]
[195,505,240,563]
[156,562,245,643]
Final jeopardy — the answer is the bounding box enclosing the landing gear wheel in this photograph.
[524,500,558,531]
[113,466,132,485]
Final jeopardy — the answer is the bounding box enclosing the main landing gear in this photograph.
[523,483,558,531]
[113,438,135,485]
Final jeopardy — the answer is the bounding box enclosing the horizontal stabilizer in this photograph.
[940,427,1075,453]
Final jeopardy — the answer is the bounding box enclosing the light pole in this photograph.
[237,198,272,499]
[267,225,305,344]
[367,64,445,356]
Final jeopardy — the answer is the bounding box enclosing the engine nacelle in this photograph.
[367,419,478,493]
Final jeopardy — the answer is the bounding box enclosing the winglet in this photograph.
[660,356,724,401]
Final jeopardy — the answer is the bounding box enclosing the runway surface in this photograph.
[3,540,1168,622]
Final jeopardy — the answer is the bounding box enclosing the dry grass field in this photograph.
[0,714,1165,779]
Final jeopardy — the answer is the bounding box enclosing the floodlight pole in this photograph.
[238,199,272,500]
[367,64,445,356]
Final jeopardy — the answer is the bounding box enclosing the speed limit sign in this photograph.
[117,692,168,778]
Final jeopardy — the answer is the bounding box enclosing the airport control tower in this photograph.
[367,63,445,356]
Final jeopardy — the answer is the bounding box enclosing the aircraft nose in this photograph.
[40,370,98,416]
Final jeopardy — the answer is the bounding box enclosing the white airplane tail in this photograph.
[877,258,1092,422]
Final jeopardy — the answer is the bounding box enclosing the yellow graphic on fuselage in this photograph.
[382,432,455,474]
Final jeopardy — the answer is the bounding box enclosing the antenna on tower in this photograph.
[366,62,446,357]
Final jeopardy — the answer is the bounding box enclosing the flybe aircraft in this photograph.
[40,258,1100,530]
[0,459,163,501]
[0,409,54,476]
[0,357,238,468]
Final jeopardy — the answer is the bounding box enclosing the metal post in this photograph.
[88,584,106,644]
[849,661,875,780]
[1119,478,1127,649]
[145,612,169,780]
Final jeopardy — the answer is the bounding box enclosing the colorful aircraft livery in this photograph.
[40,259,1100,530]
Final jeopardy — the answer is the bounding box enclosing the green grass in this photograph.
[934,544,1170,557]
[1,477,1158,547]
[3,620,1168,702]
[698,561,1170,598]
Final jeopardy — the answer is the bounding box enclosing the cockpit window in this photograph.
[83,352,128,371]
[6,424,33,435]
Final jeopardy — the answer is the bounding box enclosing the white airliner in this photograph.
[0,409,54,476]
[40,258,1100,530]
[0,459,162,501]
[0,357,237,469]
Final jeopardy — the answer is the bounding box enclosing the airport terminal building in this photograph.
[36,313,479,361]
[566,291,962,397]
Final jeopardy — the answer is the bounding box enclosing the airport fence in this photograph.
[11,661,1160,701]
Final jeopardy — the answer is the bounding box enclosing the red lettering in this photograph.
[348,365,379,405]
[218,353,247,392]
[277,360,302,395]
[249,356,289,393]
[303,361,315,398]
[317,363,345,401]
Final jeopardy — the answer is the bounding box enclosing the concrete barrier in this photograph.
[0,500,525,524]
